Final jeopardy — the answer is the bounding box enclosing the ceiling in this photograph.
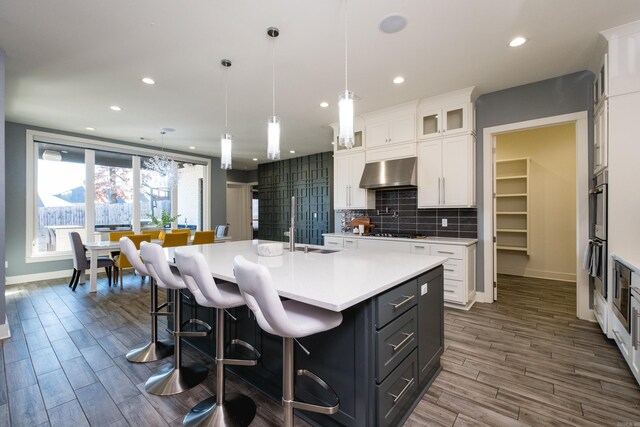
[1,1,639,170]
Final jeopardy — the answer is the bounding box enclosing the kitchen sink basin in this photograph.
[290,247,338,254]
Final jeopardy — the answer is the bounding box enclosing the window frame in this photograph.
[25,129,212,263]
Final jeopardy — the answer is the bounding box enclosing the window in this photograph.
[26,130,211,261]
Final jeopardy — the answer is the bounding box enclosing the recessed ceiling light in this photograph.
[393,76,405,84]
[110,105,122,111]
[189,146,196,150]
[252,158,258,161]
[509,36,527,47]
[86,127,95,131]
[331,141,335,145]
[142,77,155,85]
[289,150,296,154]
[320,101,329,108]
[379,14,407,34]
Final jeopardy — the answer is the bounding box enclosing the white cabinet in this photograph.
[417,134,475,208]
[323,235,476,309]
[593,53,608,109]
[419,103,472,139]
[631,293,640,378]
[364,102,417,149]
[594,100,608,174]
[334,153,374,210]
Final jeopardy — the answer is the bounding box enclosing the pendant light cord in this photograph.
[224,65,229,132]
[160,131,165,153]
[344,0,348,91]
[272,35,276,117]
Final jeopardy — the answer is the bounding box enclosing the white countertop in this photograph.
[323,232,478,246]
[166,240,447,312]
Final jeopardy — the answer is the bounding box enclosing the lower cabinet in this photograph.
[177,267,444,426]
[325,235,476,309]
[631,293,640,380]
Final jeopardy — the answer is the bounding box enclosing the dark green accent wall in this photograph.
[258,152,333,245]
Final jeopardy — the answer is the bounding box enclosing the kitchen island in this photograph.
[166,240,446,426]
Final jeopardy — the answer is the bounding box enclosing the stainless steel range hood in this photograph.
[359,157,417,189]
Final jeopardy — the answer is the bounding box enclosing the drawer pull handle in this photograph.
[437,250,455,254]
[388,332,414,352]
[444,268,455,272]
[444,289,454,293]
[388,295,414,309]
[414,245,425,249]
[388,377,415,403]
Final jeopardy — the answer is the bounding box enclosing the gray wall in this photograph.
[4,121,227,278]
[227,169,258,183]
[475,70,593,292]
[0,50,6,325]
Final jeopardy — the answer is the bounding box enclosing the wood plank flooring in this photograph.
[2,273,640,426]
[406,274,640,427]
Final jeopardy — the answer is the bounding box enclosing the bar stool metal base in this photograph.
[126,340,174,363]
[182,394,256,427]
[145,364,208,396]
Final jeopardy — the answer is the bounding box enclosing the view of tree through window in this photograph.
[94,150,133,228]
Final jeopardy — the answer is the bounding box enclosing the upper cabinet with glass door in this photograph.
[331,116,366,155]
[593,54,608,109]
[418,87,477,140]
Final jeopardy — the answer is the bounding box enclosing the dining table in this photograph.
[83,236,231,293]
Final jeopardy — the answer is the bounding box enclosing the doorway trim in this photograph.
[226,181,253,241]
[480,111,592,321]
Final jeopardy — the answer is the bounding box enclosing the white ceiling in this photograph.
[1,1,639,170]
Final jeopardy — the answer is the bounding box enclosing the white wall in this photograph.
[496,124,577,281]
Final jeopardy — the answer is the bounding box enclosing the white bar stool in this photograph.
[175,248,260,427]
[140,242,209,395]
[120,237,174,363]
[233,255,343,427]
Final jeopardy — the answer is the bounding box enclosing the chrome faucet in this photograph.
[289,196,296,251]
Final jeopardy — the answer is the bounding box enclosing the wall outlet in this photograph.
[4,261,7,269]
[441,218,448,227]
[421,283,429,295]
[313,212,318,219]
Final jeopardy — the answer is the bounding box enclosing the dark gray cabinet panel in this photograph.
[376,307,417,383]
[375,279,417,329]
[376,349,418,427]
[417,266,444,385]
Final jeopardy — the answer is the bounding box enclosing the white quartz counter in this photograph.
[323,232,478,246]
[166,240,446,312]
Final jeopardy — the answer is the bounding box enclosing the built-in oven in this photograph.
[613,258,632,332]
[588,238,607,298]
[591,171,607,241]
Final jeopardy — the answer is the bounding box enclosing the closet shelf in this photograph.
[496,157,530,255]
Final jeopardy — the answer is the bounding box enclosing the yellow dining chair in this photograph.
[163,232,189,248]
[114,234,151,286]
[171,228,191,234]
[142,229,162,239]
[109,230,135,241]
[192,231,215,245]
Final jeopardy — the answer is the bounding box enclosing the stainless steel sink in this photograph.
[291,246,338,254]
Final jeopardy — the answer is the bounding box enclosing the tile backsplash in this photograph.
[337,189,477,238]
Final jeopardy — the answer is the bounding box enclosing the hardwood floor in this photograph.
[406,274,640,427]
[2,273,639,426]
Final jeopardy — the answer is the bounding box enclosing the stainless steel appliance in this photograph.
[613,258,632,332]
[589,171,608,299]
[591,171,607,241]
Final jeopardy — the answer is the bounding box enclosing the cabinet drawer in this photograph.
[376,307,417,383]
[613,315,632,361]
[593,290,607,334]
[375,279,417,329]
[443,280,464,304]
[343,238,359,249]
[324,237,343,247]
[409,242,431,255]
[376,349,418,427]
[443,259,463,280]
[431,244,464,259]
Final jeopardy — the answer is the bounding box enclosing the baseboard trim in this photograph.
[497,267,576,283]
[0,316,11,340]
[6,269,74,285]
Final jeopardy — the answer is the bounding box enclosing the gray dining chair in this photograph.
[68,232,114,291]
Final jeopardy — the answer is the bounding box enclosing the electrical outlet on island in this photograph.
[441,218,448,227]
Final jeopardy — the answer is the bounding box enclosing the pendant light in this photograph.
[144,128,178,188]
[267,26,281,160]
[338,0,355,149]
[220,59,233,170]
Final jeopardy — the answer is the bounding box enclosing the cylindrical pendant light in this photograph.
[267,26,281,160]
[338,0,355,149]
[220,59,233,169]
